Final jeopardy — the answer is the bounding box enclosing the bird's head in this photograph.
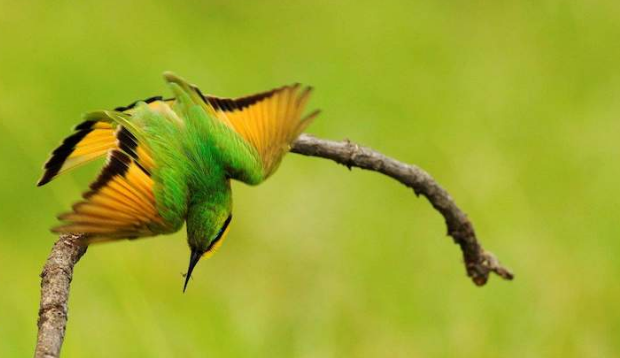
[183,206,233,292]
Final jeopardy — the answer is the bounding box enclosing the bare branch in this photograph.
[34,134,513,356]
[291,134,514,285]
[35,234,87,358]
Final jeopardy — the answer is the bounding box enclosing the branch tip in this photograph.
[291,134,513,286]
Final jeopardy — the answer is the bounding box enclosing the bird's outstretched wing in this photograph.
[45,111,176,243]
[37,119,117,186]
[37,97,164,186]
[39,73,317,240]
[165,73,319,181]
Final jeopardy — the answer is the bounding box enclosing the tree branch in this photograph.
[34,134,513,357]
[290,134,514,285]
[35,234,87,358]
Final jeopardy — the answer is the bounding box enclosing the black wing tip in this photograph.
[117,126,138,157]
[37,175,52,187]
[208,88,277,112]
[114,96,163,112]
[116,126,150,176]
[74,119,96,131]
[38,118,101,187]
[200,82,314,113]
[38,161,63,187]
[39,122,97,184]
[87,150,131,194]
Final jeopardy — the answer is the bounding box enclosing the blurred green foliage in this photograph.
[1,0,619,356]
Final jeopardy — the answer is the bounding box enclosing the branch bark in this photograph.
[35,234,87,358]
[290,134,514,284]
[34,134,513,357]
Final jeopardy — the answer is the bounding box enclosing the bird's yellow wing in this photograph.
[38,97,166,186]
[165,73,319,179]
[38,120,117,186]
[52,149,169,243]
[201,85,319,177]
[49,110,171,243]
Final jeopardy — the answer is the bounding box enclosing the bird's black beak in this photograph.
[183,249,203,293]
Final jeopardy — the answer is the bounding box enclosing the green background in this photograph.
[1,0,619,356]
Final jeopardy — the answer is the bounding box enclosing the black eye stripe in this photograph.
[205,215,232,252]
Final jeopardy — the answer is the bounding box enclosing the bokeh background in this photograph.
[1,0,619,357]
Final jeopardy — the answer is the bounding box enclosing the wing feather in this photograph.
[53,150,171,242]
[38,120,117,186]
[202,84,319,178]
[38,96,168,186]
[163,72,318,180]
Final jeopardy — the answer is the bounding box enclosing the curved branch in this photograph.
[34,134,513,357]
[291,134,514,285]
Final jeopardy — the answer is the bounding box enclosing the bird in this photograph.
[38,72,319,292]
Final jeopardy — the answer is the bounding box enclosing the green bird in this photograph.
[38,72,319,291]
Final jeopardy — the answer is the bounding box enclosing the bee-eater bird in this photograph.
[38,72,319,292]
